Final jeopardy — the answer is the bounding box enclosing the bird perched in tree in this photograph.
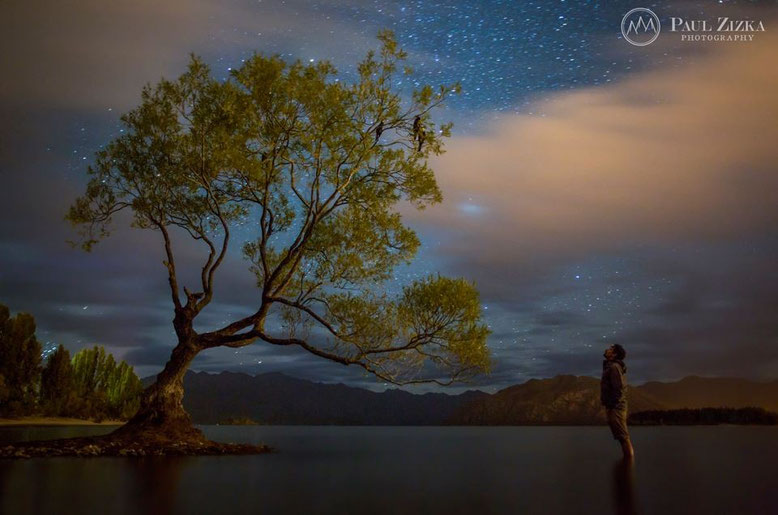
[374,120,384,143]
[413,115,425,152]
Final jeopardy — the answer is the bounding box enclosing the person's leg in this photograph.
[616,409,634,459]
[607,409,634,459]
[619,437,634,459]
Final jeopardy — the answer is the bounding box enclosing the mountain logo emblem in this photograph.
[621,8,661,46]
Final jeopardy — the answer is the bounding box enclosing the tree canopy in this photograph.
[40,344,141,419]
[39,344,75,416]
[0,302,142,420]
[0,304,42,416]
[67,31,490,387]
[71,346,143,419]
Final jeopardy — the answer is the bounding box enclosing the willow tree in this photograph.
[68,31,490,443]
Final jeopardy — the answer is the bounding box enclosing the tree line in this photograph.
[629,407,778,425]
[0,303,142,420]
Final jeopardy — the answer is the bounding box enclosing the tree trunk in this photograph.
[112,341,203,442]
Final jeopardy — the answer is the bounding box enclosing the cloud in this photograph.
[0,0,383,112]
[418,32,778,280]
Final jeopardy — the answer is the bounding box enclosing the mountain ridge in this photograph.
[139,371,778,425]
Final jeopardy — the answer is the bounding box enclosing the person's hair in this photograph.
[611,344,626,360]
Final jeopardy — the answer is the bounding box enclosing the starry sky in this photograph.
[1,0,777,393]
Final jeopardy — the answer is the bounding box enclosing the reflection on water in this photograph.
[1,426,776,515]
[129,457,188,515]
[612,458,638,515]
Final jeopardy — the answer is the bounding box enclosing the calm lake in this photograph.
[1,425,775,514]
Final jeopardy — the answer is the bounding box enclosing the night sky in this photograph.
[1,0,777,392]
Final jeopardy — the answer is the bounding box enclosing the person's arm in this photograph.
[609,365,625,397]
[602,365,617,407]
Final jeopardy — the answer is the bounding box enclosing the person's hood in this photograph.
[603,359,627,375]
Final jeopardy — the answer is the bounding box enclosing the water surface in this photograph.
[1,425,775,514]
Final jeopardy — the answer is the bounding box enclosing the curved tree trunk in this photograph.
[112,341,203,442]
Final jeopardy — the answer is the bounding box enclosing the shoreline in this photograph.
[0,417,124,427]
[2,419,775,428]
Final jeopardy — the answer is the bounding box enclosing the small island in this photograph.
[218,416,261,426]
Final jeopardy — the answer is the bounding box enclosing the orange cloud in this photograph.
[419,34,778,267]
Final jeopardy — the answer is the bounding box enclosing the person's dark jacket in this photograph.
[600,359,628,410]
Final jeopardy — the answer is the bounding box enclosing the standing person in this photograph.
[601,344,635,459]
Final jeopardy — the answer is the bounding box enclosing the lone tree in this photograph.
[67,31,490,446]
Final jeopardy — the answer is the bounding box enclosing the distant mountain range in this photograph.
[175,371,488,425]
[448,375,778,425]
[150,371,778,425]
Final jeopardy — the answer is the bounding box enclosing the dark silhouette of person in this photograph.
[601,344,634,459]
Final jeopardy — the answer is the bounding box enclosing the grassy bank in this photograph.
[0,417,124,426]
